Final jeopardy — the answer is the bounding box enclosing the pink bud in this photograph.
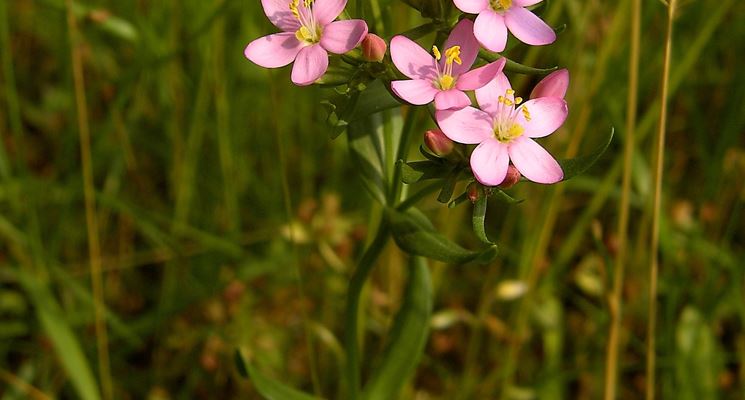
[467,182,480,203]
[530,69,569,99]
[361,33,387,62]
[498,165,521,189]
[424,129,454,157]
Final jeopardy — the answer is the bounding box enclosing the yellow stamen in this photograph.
[304,0,313,7]
[445,46,462,65]
[522,106,532,121]
[432,46,441,61]
[514,96,523,105]
[290,0,300,18]
[490,0,513,10]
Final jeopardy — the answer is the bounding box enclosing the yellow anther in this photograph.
[522,106,532,121]
[506,89,515,95]
[504,98,513,106]
[432,46,441,60]
[514,97,523,105]
[290,0,300,17]
[498,95,505,104]
[499,0,513,9]
[304,0,313,7]
[444,46,462,65]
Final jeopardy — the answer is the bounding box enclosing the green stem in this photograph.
[389,107,419,205]
[396,181,441,211]
[344,223,390,400]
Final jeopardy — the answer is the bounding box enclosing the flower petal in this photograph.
[504,6,556,46]
[508,136,563,183]
[291,45,329,86]
[517,97,567,138]
[434,90,471,110]
[442,19,479,76]
[470,139,510,186]
[312,0,347,25]
[435,107,494,144]
[320,19,368,54]
[530,69,569,99]
[261,0,301,31]
[244,33,303,68]
[453,0,489,13]
[474,10,508,53]
[456,58,506,91]
[475,72,514,117]
[390,35,437,80]
[391,79,438,105]
[514,0,543,6]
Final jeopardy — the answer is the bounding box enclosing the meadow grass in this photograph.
[0,0,744,399]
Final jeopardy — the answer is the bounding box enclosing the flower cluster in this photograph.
[244,0,567,187]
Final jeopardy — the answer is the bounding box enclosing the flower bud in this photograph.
[467,182,481,203]
[424,129,454,157]
[361,33,387,62]
[530,69,569,99]
[498,165,521,189]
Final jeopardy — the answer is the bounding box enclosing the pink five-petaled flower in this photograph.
[390,19,506,111]
[453,0,556,53]
[436,72,567,186]
[244,0,368,86]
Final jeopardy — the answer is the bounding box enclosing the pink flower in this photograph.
[390,19,506,110]
[530,68,569,99]
[244,0,368,86]
[436,72,567,185]
[453,0,556,52]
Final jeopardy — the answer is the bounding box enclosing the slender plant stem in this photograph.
[269,71,322,395]
[390,107,419,205]
[647,1,676,398]
[604,0,641,398]
[65,2,112,399]
[0,369,52,400]
[344,223,390,400]
[0,0,20,179]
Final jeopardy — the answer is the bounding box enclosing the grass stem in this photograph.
[603,0,641,397]
[647,0,677,398]
[65,1,112,399]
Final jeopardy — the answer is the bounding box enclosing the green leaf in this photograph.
[15,269,101,400]
[388,208,497,264]
[234,350,324,400]
[479,50,557,75]
[362,257,433,400]
[559,127,614,180]
[399,160,451,184]
[472,193,492,244]
[437,170,459,203]
[326,80,401,139]
[491,188,523,204]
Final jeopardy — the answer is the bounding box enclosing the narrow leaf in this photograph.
[363,257,433,400]
[234,350,324,400]
[559,127,614,180]
[388,208,497,264]
[399,160,451,184]
[472,193,492,244]
[479,50,557,75]
[436,171,458,203]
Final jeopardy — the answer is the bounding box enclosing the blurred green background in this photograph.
[1,0,743,399]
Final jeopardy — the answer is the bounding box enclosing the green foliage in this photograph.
[0,0,744,399]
